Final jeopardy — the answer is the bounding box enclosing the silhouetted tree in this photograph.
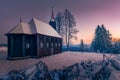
[55,12,64,34]
[63,9,79,50]
[91,24,112,53]
[79,39,84,53]
[55,12,65,44]
[112,39,120,54]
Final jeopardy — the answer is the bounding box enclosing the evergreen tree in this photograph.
[79,39,84,52]
[112,39,120,54]
[91,24,112,53]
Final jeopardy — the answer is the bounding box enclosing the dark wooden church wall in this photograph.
[36,34,47,58]
[47,36,51,55]
[54,38,57,54]
[7,35,13,58]
[55,38,58,53]
[31,35,37,57]
[50,37,54,54]
[36,35,43,57]
[7,33,62,59]
[7,34,35,59]
[46,37,51,56]
[14,35,23,57]
[11,35,23,58]
[15,33,63,58]
[55,38,62,54]
[49,37,62,54]
[7,36,10,58]
[39,36,44,57]
[43,36,47,56]
[60,38,62,52]
[24,35,33,57]
[36,34,62,58]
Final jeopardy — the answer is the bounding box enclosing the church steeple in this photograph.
[51,6,55,21]
[49,7,56,30]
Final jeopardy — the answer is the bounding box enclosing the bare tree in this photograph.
[55,12,66,45]
[55,12,63,34]
[55,9,79,48]
[63,9,79,50]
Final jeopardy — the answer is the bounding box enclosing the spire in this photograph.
[20,18,22,23]
[51,6,55,21]
[49,6,56,30]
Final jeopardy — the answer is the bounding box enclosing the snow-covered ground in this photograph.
[0,47,7,53]
[0,52,120,80]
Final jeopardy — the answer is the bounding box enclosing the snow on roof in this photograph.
[29,18,61,38]
[7,18,61,38]
[8,22,33,34]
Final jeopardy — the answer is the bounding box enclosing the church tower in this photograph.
[49,7,56,30]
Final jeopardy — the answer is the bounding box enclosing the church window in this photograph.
[26,43,30,49]
[40,42,43,48]
[55,43,57,47]
[47,43,49,48]
[51,43,54,48]
[58,43,61,47]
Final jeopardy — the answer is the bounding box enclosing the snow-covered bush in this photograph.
[110,59,120,71]
[0,60,113,80]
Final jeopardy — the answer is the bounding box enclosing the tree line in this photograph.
[55,9,120,54]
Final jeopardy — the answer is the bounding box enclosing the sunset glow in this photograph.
[0,0,120,44]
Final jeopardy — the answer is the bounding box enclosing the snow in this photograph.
[0,52,120,80]
[8,18,61,38]
[8,22,33,34]
[0,47,7,53]
[29,18,61,38]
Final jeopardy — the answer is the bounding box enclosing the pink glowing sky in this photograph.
[0,0,120,44]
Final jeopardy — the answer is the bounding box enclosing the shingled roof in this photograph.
[7,18,61,38]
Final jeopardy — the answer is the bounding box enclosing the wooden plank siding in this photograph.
[36,34,62,58]
[6,34,62,60]
[7,34,32,59]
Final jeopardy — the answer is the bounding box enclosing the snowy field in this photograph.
[0,52,120,80]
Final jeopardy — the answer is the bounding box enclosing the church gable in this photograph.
[29,18,61,38]
[8,22,32,34]
[7,18,61,38]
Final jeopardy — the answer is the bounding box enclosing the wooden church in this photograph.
[6,10,62,59]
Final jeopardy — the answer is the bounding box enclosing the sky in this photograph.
[0,0,120,44]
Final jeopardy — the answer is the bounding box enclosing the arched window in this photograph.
[58,43,61,47]
[26,43,30,49]
[40,42,43,48]
[47,43,49,48]
[55,43,57,47]
[51,43,54,48]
